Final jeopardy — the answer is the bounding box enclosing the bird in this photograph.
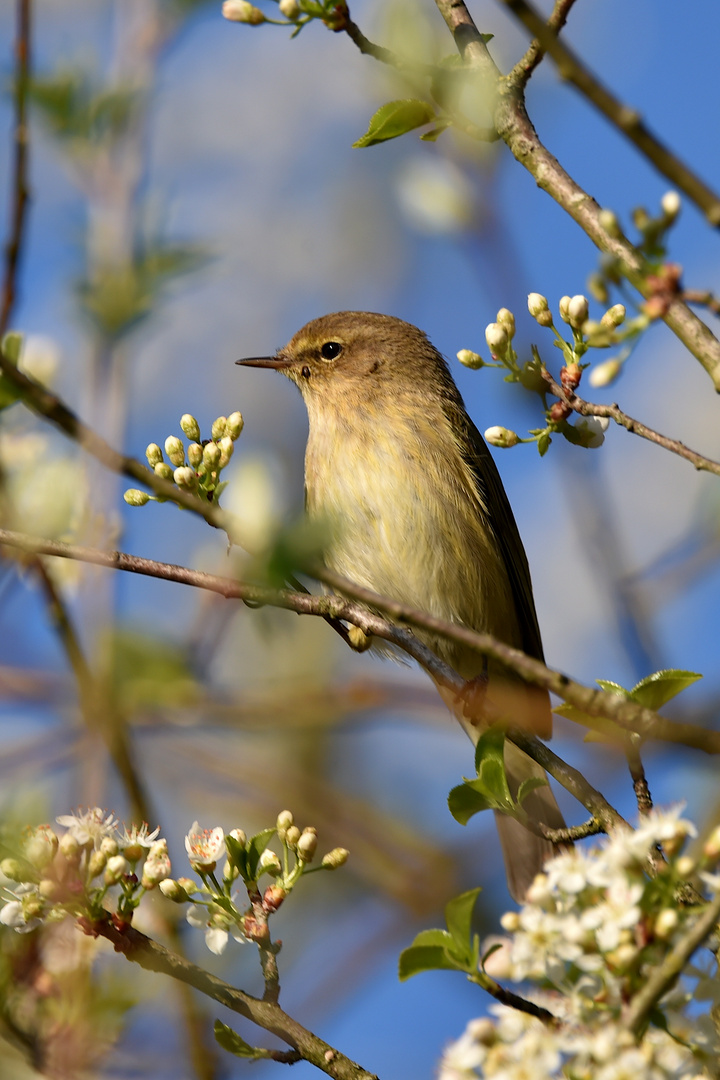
[237,311,565,900]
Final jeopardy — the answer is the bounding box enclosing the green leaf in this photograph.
[596,679,630,696]
[225,833,247,880]
[398,944,465,980]
[352,99,435,148]
[537,430,552,456]
[474,725,512,808]
[517,776,548,806]
[629,669,702,710]
[448,780,494,824]
[444,887,481,954]
[214,1020,272,1060]
[419,120,451,142]
[408,928,455,949]
[244,828,276,880]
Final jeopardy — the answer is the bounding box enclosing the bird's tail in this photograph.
[495,739,566,902]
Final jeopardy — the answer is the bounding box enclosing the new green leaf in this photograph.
[353,99,435,148]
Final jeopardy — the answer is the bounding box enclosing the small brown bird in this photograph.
[238,311,564,899]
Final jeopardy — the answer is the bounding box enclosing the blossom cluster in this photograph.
[0,807,349,958]
[439,808,720,1080]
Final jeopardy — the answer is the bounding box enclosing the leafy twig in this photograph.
[541,370,720,477]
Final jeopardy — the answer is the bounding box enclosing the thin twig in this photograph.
[497,0,720,228]
[343,18,436,75]
[473,971,559,1025]
[683,289,720,318]
[623,890,720,1036]
[510,0,578,86]
[537,818,604,843]
[625,739,653,817]
[31,556,152,823]
[542,370,720,477]
[87,915,378,1080]
[0,0,31,338]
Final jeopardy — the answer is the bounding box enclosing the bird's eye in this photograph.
[320,341,342,361]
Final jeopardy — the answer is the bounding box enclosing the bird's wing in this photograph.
[461,414,546,665]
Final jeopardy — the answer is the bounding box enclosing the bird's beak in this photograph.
[236,355,293,369]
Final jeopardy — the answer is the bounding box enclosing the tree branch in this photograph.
[88,916,378,1080]
[542,370,720,477]
[510,0,578,87]
[0,0,31,338]
[497,0,720,227]
[623,889,720,1036]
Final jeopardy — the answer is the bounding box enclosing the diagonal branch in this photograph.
[542,371,720,478]
[2,528,717,767]
[498,0,720,227]
[510,0,579,86]
[89,915,378,1080]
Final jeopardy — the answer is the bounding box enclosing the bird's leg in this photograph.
[347,625,373,652]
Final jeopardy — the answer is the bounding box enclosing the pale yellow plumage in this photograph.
[238,311,565,900]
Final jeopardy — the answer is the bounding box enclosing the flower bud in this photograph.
[180,414,201,442]
[104,855,129,885]
[499,911,519,932]
[187,442,203,469]
[661,190,681,220]
[87,850,107,879]
[567,295,589,329]
[228,828,247,847]
[218,436,234,467]
[0,858,26,882]
[174,466,197,490]
[25,827,58,870]
[222,0,266,22]
[704,825,720,861]
[598,208,621,237]
[277,810,294,832]
[484,426,519,449]
[59,832,80,861]
[145,443,163,467]
[600,303,626,329]
[676,855,695,878]
[226,411,245,440]
[558,296,571,323]
[279,0,300,16]
[263,884,287,911]
[124,489,150,506]
[258,849,281,876]
[164,436,185,466]
[154,462,174,481]
[632,206,650,232]
[484,323,508,355]
[203,441,222,469]
[588,358,622,388]
[142,840,171,889]
[321,847,349,869]
[297,828,318,862]
[211,417,227,440]
[654,908,679,940]
[100,836,119,857]
[495,308,515,339]
[456,349,484,369]
[587,272,609,304]
[159,878,189,903]
[38,878,59,900]
[177,877,197,895]
[285,825,301,846]
[527,293,549,318]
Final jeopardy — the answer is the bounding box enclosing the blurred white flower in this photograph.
[395,156,474,234]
